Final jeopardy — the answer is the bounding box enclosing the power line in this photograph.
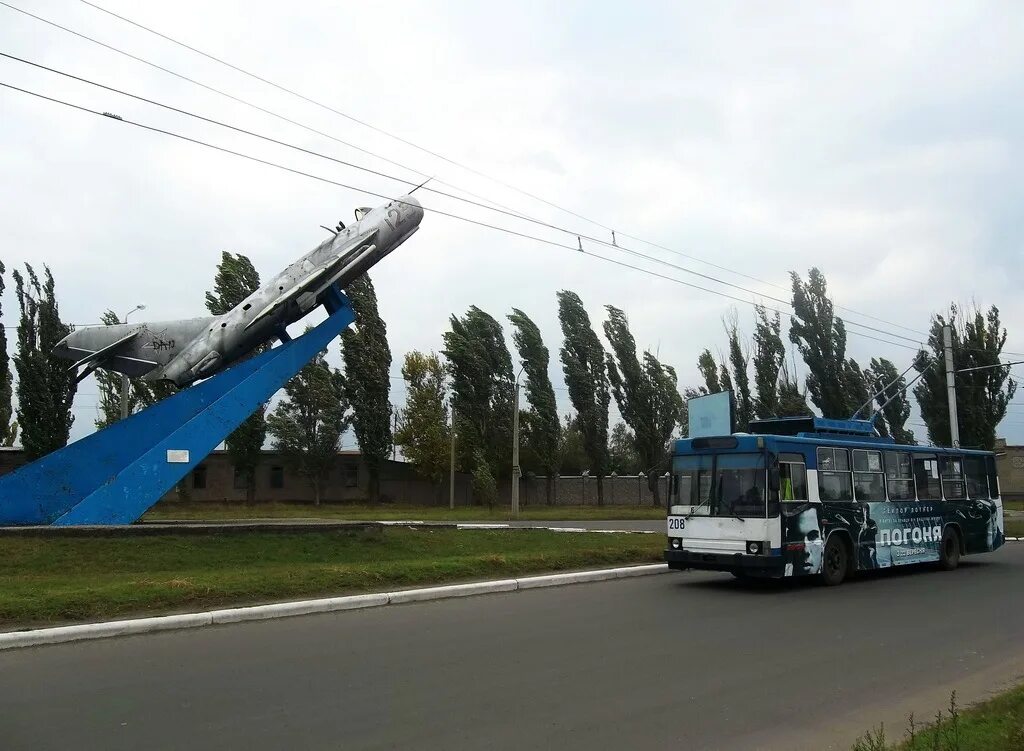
[81,0,932,340]
[0,54,801,312]
[3,0,929,340]
[0,54,927,349]
[0,79,924,354]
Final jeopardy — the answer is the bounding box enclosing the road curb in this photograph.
[0,563,668,651]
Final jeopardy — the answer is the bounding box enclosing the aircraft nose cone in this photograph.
[399,194,423,224]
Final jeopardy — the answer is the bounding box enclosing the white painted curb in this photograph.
[0,564,668,651]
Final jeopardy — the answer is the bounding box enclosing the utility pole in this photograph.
[120,304,146,420]
[392,412,398,460]
[449,407,456,510]
[943,324,960,447]
[511,378,521,518]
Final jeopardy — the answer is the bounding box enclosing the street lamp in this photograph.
[120,304,146,419]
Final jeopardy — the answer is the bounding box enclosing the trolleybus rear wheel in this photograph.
[820,535,848,586]
[938,527,961,571]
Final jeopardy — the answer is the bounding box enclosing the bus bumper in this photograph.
[664,548,786,577]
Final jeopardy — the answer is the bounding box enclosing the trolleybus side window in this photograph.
[964,456,989,499]
[986,456,999,498]
[853,449,885,500]
[941,456,966,500]
[913,454,942,501]
[817,447,853,501]
[884,451,915,501]
[778,453,807,501]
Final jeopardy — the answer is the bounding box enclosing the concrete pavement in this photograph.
[3,545,1024,750]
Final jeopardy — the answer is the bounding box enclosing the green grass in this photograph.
[852,687,1024,750]
[0,527,663,628]
[142,501,667,522]
[1001,500,1024,512]
[1004,519,1024,538]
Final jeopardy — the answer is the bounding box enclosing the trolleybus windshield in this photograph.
[672,453,766,518]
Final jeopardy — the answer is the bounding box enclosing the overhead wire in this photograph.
[0,79,923,353]
[0,52,928,348]
[81,0,931,336]
[3,0,928,339]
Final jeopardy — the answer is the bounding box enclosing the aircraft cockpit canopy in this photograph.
[354,207,373,221]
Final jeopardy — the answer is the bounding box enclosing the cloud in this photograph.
[1,0,1022,443]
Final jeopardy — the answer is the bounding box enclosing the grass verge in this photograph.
[0,527,663,629]
[852,688,1024,750]
[1004,519,1024,538]
[142,501,667,522]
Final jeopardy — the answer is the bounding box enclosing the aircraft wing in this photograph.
[53,317,216,380]
[245,236,377,331]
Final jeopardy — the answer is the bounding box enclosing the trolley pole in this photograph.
[943,324,960,447]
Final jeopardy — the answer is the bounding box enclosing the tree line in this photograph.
[0,257,1016,507]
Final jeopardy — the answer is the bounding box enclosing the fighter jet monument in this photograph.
[54,193,423,386]
[0,192,424,526]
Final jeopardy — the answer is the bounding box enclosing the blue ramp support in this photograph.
[0,296,355,526]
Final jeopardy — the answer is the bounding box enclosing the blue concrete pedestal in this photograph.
[0,297,355,526]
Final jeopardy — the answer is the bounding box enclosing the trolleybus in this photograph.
[664,416,1004,585]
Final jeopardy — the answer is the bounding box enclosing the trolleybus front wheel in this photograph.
[820,535,848,586]
[938,527,961,571]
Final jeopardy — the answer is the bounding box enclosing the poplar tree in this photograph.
[394,351,450,495]
[844,358,888,434]
[603,305,683,507]
[0,262,17,446]
[752,306,786,418]
[267,346,348,505]
[341,274,393,503]
[914,304,1016,450]
[789,268,849,418]
[697,349,721,394]
[206,252,265,502]
[557,291,610,504]
[723,309,753,429]
[508,307,560,504]
[12,264,75,460]
[442,306,514,498]
[870,357,915,444]
[777,358,811,417]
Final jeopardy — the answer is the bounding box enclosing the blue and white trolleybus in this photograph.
[664,416,1004,585]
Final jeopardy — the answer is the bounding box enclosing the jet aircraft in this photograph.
[54,194,423,387]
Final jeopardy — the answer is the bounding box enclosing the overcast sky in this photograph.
[1,0,1022,446]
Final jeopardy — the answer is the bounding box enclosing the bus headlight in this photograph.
[671,538,682,549]
[747,541,762,555]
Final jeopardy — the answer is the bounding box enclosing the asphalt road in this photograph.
[4,546,1024,751]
